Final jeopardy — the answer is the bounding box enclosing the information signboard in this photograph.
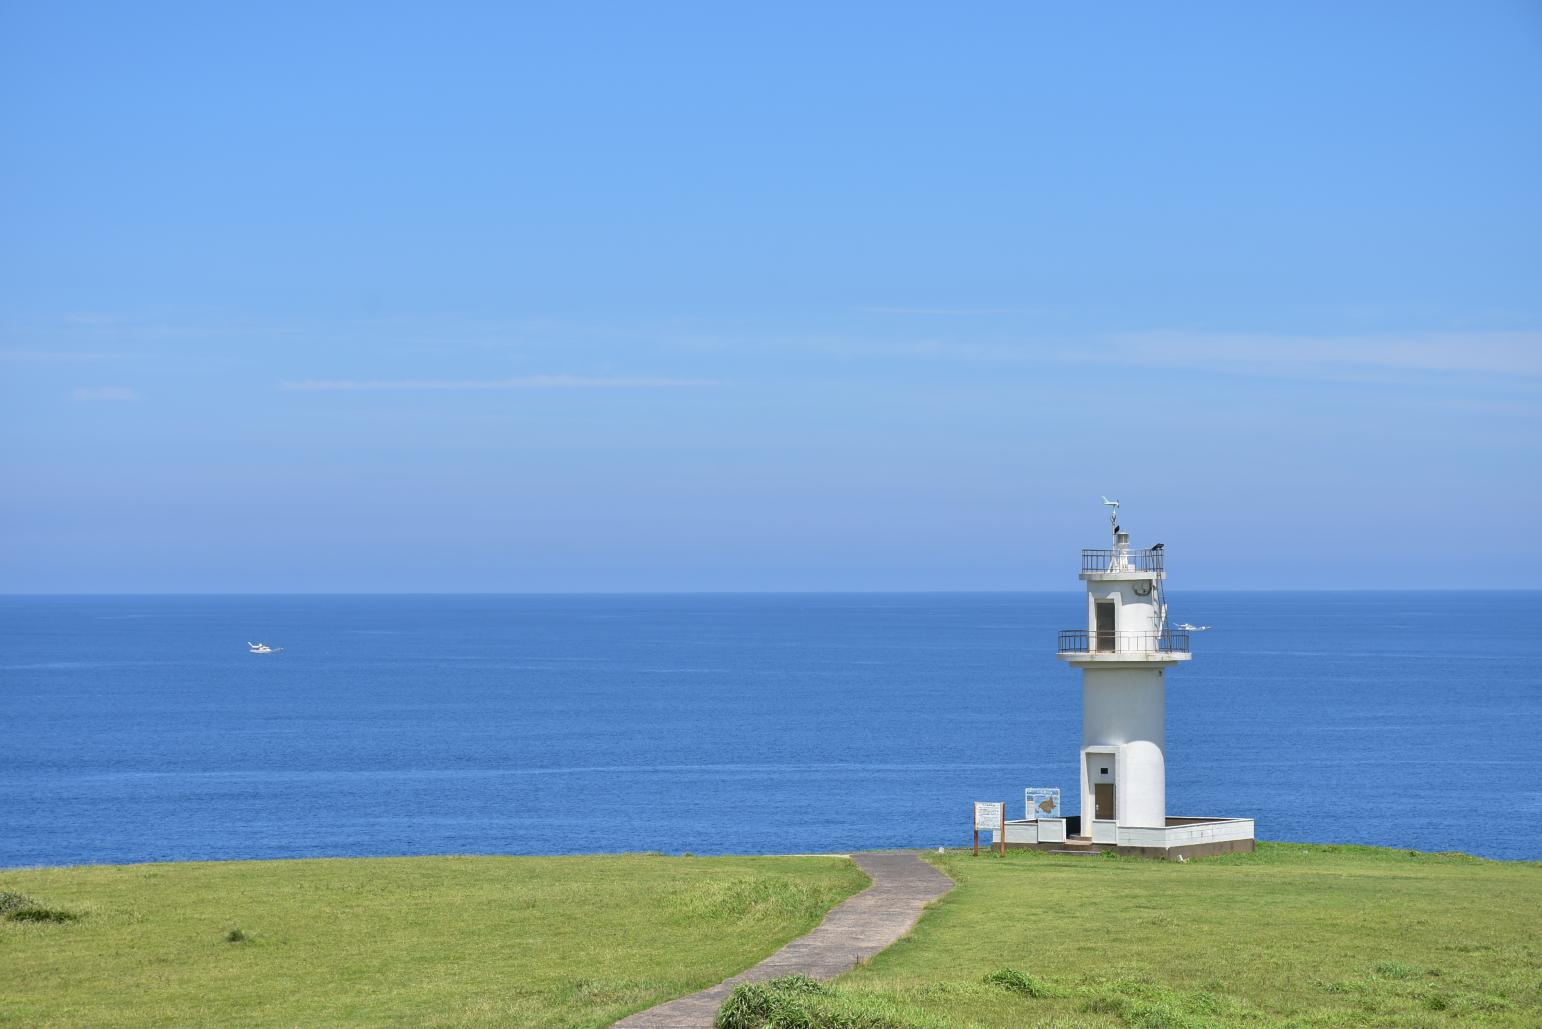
[973,801,1004,830]
[1025,788,1061,821]
[972,801,1005,856]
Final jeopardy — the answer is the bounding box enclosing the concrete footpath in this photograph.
[612,852,954,1029]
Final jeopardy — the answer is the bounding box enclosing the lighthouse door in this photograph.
[1086,753,1118,827]
[1095,602,1116,652]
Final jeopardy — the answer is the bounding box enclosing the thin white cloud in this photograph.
[857,306,1044,317]
[279,374,721,391]
[2,348,131,363]
[789,329,1542,383]
[1104,331,1542,380]
[70,385,138,401]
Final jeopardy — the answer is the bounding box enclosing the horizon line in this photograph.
[3,587,1537,597]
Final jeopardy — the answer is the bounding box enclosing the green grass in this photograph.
[9,844,1539,1028]
[811,843,1542,1028]
[0,853,867,1028]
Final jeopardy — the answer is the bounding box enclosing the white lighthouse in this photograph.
[999,499,1255,858]
[1060,496,1184,839]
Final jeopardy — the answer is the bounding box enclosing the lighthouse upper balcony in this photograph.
[1080,547,1165,581]
[1057,629,1192,662]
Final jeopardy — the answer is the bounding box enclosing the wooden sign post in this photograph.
[973,801,1006,857]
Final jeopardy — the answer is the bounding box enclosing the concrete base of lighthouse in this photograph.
[994,816,1256,860]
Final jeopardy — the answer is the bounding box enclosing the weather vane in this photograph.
[1101,495,1120,536]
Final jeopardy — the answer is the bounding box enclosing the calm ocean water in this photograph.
[2,592,1538,867]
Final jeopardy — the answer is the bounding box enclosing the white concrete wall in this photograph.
[1001,820,1038,845]
[999,819,1069,846]
[1116,818,1255,848]
[1008,818,1254,849]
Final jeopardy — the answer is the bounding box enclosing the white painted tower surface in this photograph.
[1058,498,1189,836]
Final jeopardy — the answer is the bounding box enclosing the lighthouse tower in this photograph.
[1030,499,1256,858]
[1057,497,1185,838]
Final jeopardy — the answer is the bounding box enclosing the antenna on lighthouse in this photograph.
[1101,496,1121,539]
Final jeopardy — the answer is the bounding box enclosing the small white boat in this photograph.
[247,641,284,654]
[1174,623,1211,632]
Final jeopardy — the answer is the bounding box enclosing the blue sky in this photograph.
[2,1,1540,591]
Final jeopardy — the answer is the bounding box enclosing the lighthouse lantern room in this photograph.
[997,499,1256,859]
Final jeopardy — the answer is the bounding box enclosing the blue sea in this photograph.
[2,592,1538,867]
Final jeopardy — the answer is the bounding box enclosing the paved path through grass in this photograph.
[613,853,953,1029]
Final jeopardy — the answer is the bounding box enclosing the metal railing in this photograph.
[1081,548,1164,574]
[1057,629,1190,655]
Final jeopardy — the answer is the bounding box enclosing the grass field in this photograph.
[727,843,1541,1028]
[8,845,1540,1028]
[0,853,867,1028]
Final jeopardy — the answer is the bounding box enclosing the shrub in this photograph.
[1,893,79,923]
[982,968,1051,998]
[7,906,80,924]
[716,976,829,1029]
[0,892,37,915]
[715,975,948,1029]
[1371,961,1419,980]
[225,927,249,943]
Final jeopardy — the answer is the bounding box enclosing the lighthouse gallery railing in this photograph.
[1057,629,1191,655]
[1081,548,1165,574]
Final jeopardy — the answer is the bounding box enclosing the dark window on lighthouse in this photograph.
[1095,601,1116,652]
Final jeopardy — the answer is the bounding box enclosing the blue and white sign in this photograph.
[1025,788,1061,820]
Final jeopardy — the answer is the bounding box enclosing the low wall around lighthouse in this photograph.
[997,817,1256,860]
